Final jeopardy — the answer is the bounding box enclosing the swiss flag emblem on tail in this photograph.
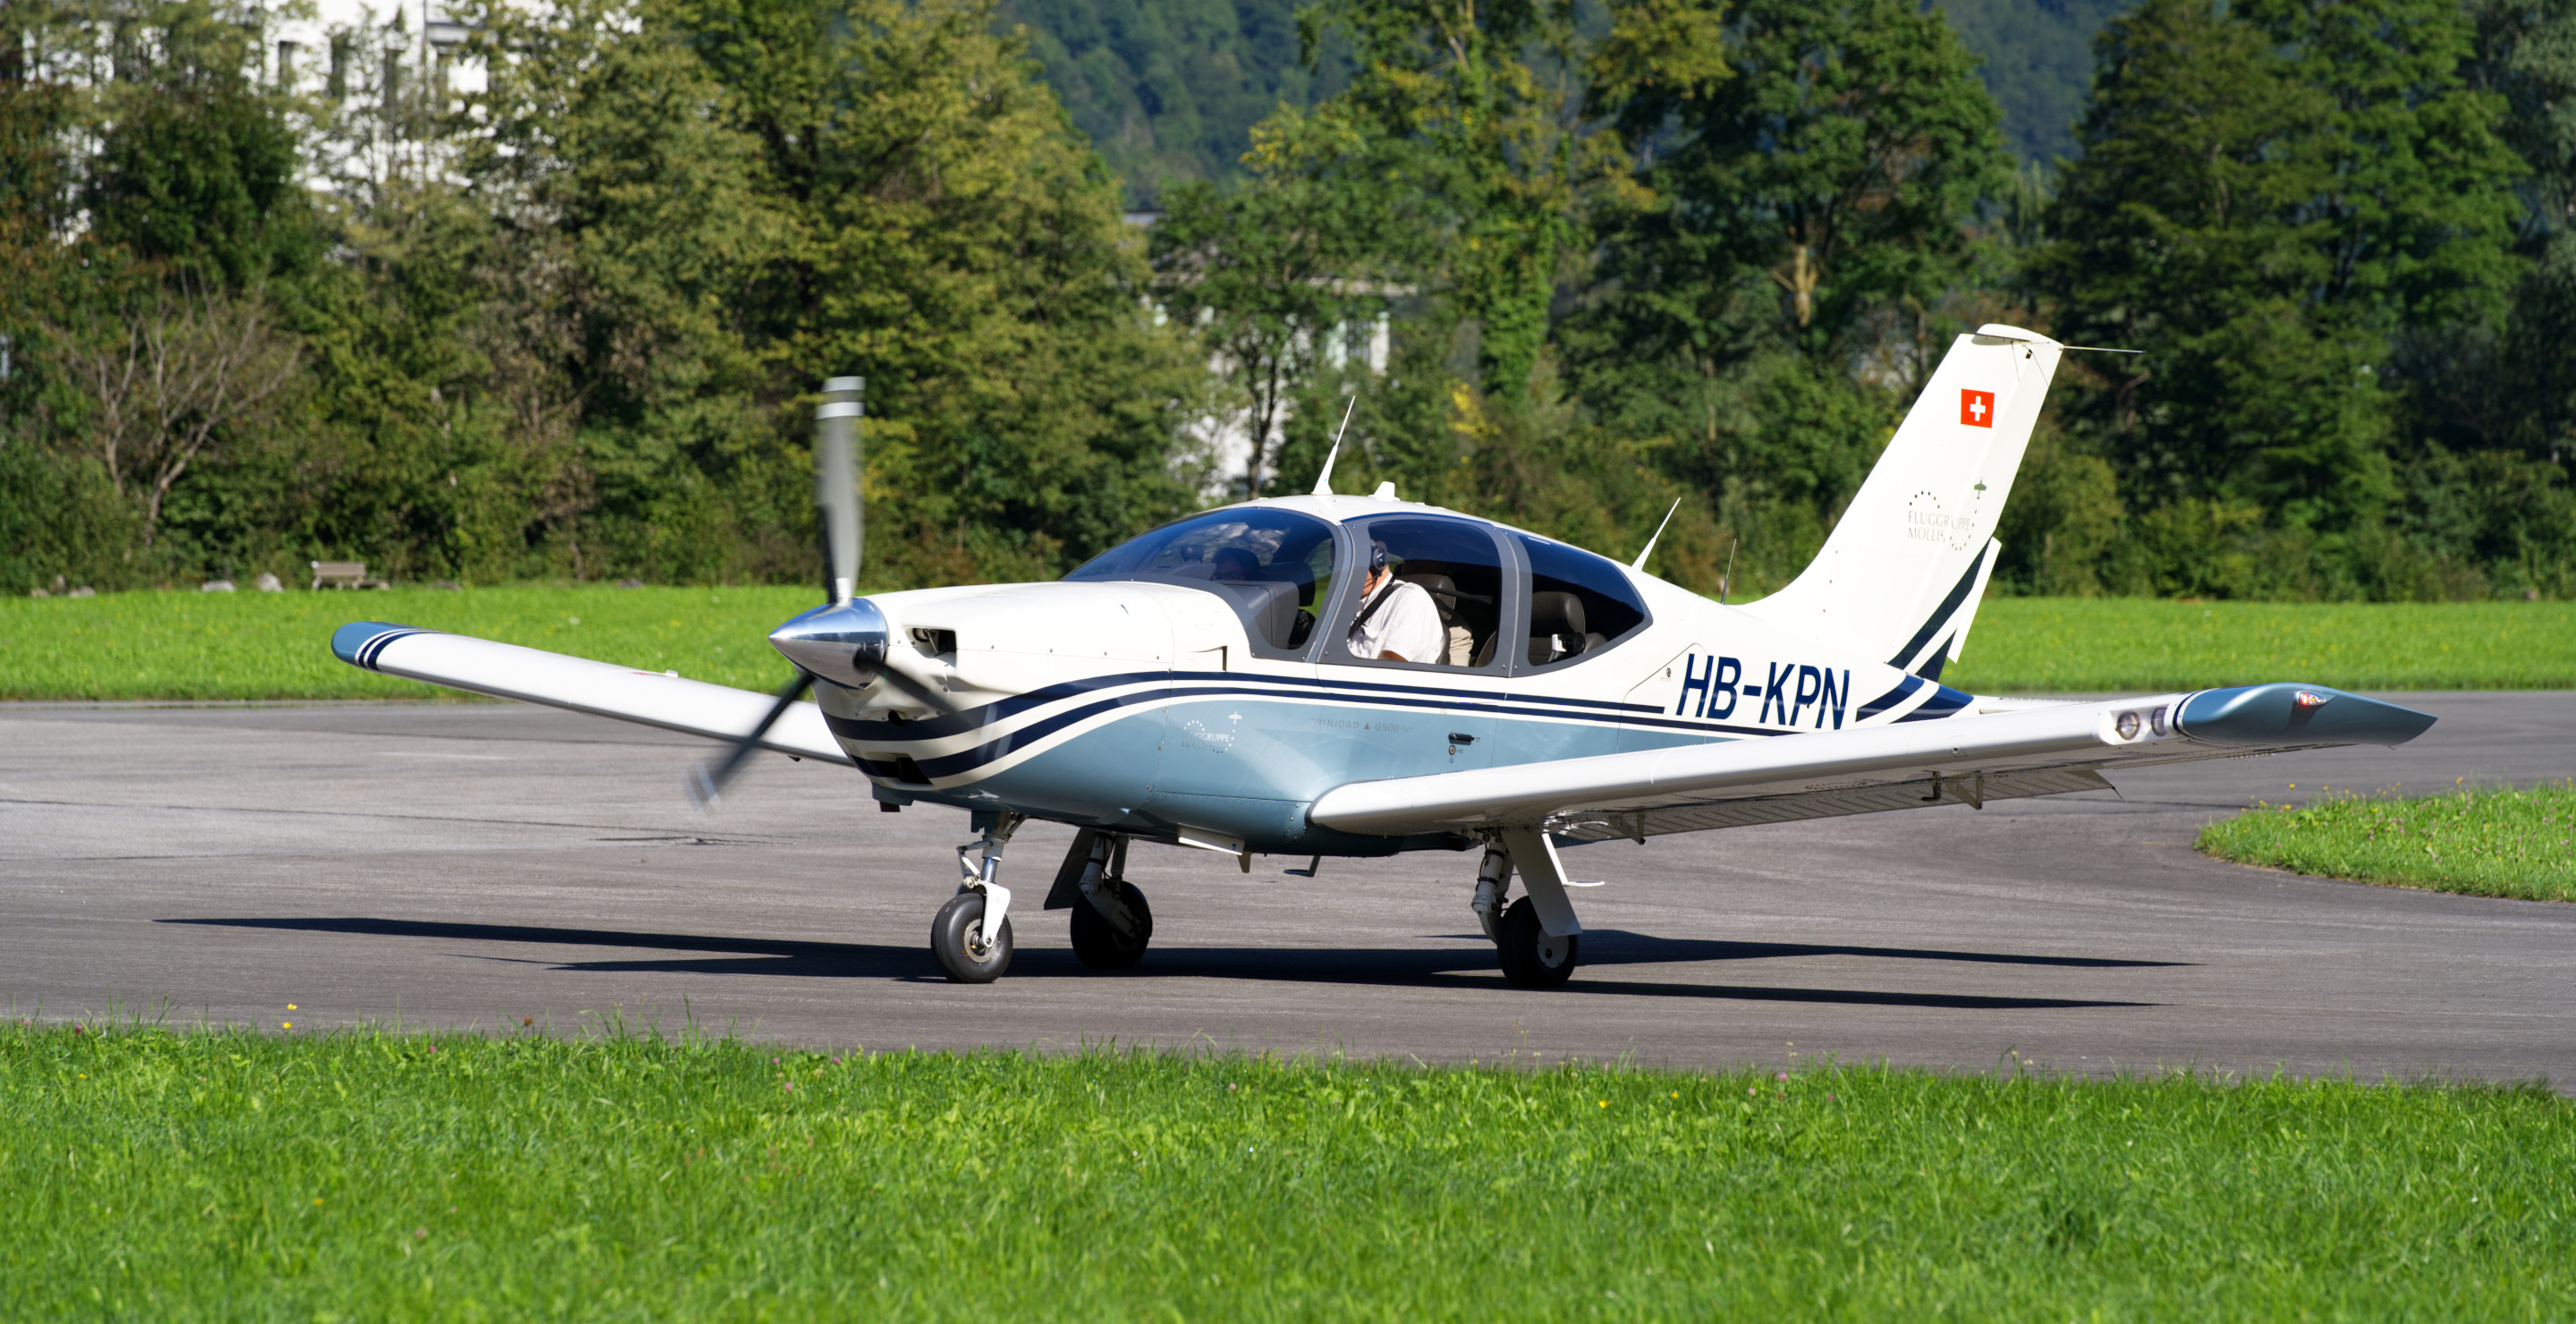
[1960,389,1995,429]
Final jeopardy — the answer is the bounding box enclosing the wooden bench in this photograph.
[310,560,389,590]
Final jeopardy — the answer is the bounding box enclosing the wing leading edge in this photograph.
[1308,684,2433,842]
[332,622,850,765]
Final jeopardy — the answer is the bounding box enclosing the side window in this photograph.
[1516,534,1649,668]
[1325,516,1510,669]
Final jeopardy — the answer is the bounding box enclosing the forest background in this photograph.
[2,0,2572,602]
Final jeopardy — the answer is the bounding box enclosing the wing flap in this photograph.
[1555,768,2114,843]
[1309,684,2431,838]
[332,622,850,765]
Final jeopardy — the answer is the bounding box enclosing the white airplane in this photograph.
[334,327,2435,986]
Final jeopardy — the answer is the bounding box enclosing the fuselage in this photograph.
[799,493,1978,858]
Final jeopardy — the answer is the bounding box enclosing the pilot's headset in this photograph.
[1368,539,1390,575]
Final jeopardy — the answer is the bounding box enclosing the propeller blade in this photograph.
[817,378,864,604]
[686,669,814,811]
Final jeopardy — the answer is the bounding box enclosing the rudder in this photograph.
[1739,325,2063,675]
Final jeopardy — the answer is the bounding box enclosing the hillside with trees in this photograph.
[3,0,2572,601]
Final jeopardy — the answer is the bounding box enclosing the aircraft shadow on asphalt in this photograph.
[162,916,2171,1010]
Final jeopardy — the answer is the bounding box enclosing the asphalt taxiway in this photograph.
[4,694,2570,1083]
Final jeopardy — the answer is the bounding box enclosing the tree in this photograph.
[1149,111,1400,498]
[457,0,1200,584]
[2037,0,2523,535]
[2477,0,2576,464]
[1295,0,1626,400]
[56,283,303,547]
[1564,0,2008,583]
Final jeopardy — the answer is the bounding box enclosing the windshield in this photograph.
[1066,508,1340,655]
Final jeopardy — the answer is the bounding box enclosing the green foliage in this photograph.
[7,0,2574,604]
[1299,0,1623,400]
[2029,0,2531,589]
[0,0,1199,595]
[997,0,1343,204]
[2199,780,2576,902]
[6,1026,2573,1318]
[1935,0,2142,165]
[1151,110,1403,498]
[1563,0,2007,590]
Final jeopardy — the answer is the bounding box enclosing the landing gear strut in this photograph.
[1053,830,1153,969]
[934,812,1021,983]
[1477,831,1583,989]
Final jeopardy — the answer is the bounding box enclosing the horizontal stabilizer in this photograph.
[1309,684,2431,840]
[332,622,849,765]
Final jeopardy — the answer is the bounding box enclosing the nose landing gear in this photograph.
[935,812,1021,983]
[931,890,1013,982]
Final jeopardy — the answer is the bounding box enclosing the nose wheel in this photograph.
[932,891,1013,983]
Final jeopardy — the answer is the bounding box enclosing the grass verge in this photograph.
[2198,781,2576,903]
[0,585,816,700]
[1945,597,2576,692]
[3,588,2572,700]
[5,1024,2572,1319]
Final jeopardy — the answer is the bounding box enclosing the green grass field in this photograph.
[7,1025,2571,1320]
[0,585,818,700]
[1944,598,2576,692]
[2199,782,2576,904]
[3,588,2572,700]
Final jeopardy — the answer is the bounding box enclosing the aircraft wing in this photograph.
[1309,684,2433,843]
[331,622,851,766]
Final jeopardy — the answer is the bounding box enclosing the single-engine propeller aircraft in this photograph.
[334,328,2435,986]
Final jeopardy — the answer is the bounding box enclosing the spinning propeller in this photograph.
[685,378,948,810]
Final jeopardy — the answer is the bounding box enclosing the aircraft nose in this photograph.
[769,598,890,690]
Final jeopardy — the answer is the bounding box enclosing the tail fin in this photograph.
[1739,325,2062,676]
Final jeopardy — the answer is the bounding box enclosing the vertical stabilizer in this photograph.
[1738,326,2062,675]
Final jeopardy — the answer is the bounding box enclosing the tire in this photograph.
[1495,895,1579,989]
[931,891,1013,984]
[1070,879,1154,970]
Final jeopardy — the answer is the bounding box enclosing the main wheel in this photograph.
[1494,895,1578,989]
[931,891,1013,983]
[1069,880,1154,970]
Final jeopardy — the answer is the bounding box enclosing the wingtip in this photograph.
[2175,683,2436,747]
[331,621,427,669]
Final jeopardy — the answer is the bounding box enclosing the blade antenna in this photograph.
[1718,539,1737,604]
[1631,499,1680,571]
[1310,395,1358,496]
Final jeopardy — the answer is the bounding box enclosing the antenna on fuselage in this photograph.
[1311,395,1358,496]
[1631,499,1680,571]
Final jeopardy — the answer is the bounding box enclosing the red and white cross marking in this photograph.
[1960,389,1995,429]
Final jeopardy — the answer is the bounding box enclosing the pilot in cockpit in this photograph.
[1209,547,1259,582]
[1346,539,1446,665]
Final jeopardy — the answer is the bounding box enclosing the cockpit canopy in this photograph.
[1065,508,1338,655]
[1067,504,1650,670]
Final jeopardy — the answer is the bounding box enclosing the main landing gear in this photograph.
[1056,828,1152,970]
[933,819,1155,983]
[1471,831,1584,989]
